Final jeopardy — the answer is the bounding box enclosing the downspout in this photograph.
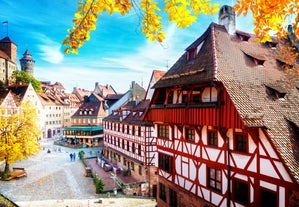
[226,132,231,207]
[216,83,231,207]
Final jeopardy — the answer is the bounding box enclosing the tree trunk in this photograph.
[4,160,10,174]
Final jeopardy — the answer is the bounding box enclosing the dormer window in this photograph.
[187,48,196,62]
[254,58,265,66]
[265,41,277,49]
[236,32,250,41]
[265,85,286,100]
[243,51,265,66]
[276,59,293,70]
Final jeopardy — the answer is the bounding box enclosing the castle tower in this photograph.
[0,36,17,63]
[20,49,35,76]
[218,5,236,35]
[0,36,17,85]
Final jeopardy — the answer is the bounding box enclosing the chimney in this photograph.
[218,5,236,35]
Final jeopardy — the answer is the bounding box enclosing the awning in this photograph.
[63,126,103,131]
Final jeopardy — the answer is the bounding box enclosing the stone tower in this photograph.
[20,49,35,76]
[218,5,236,35]
[0,36,17,63]
[0,36,17,85]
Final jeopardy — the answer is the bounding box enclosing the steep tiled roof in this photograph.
[153,23,299,184]
[104,100,151,125]
[0,50,10,60]
[72,101,102,117]
[154,23,222,89]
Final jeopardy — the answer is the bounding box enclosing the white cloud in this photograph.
[38,43,64,64]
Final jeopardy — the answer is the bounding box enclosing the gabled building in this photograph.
[6,83,43,139]
[103,71,165,197]
[144,5,299,207]
[63,93,105,147]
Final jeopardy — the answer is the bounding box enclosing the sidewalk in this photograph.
[17,197,157,207]
[86,158,145,192]
[0,138,156,207]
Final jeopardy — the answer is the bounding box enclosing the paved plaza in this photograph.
[0,138,156,207]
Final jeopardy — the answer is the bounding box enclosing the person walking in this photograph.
[69,153,73,161]
[73,152,76,161]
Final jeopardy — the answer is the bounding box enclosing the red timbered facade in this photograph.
[102,74,165,197]
[144,6,299,207]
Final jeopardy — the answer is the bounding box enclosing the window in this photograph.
[265,85,286,100]
[127,141,130,151]
[158,124,169,139]
[138,126,141,136]
[123,157,127,166]
[208,168,221,192]
[234,180,249,205]
[132,143,135,153]
[158,153,172,173]
[235,133,247,153]
[131,162,135,171]
[138,144,141,156]
[261,189,277,207]
[185,127,195,142]
[139,165,142,175]
[181,90,188,104]
[159,183,166,202]
[169,188,178,207]
[167,91,174,104]
[191,88,201,103]
[208,131,217,146]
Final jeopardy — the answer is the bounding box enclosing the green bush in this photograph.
[95,178,105,194]
[78,150,85,160]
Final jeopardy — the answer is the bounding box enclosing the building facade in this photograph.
[0,36,17,86]
[145,6,299,207]
[103,72,165,197]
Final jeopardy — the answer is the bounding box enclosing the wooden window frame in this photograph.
[208,167,222,192]
[208,130,217,146]
[169,188,178,207]
[233,179,249,205]
[159,183,167,202]
[157,124,169,139]
[234,133,248,153]
[185,127,195,142]
[158,153,172,173]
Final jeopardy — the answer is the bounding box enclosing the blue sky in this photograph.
[0,0,254,93]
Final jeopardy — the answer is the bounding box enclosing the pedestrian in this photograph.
[73,152,76,161]
[69,153,73,161]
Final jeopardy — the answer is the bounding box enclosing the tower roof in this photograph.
[0,36,16,44]
[20,49,35,61]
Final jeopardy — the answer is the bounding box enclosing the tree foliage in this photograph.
[63,0,299,54]
[63,0,219,54]
[0,102,41,174]
[63,0,299,83]
[11,71,42,92]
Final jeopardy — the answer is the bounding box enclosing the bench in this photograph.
[3,168,27,181]
[12,167,27,178]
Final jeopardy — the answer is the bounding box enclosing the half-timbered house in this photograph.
[103,71,165,197]
[144,5,299,207]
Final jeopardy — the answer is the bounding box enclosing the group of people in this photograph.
[69,152,76,161]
